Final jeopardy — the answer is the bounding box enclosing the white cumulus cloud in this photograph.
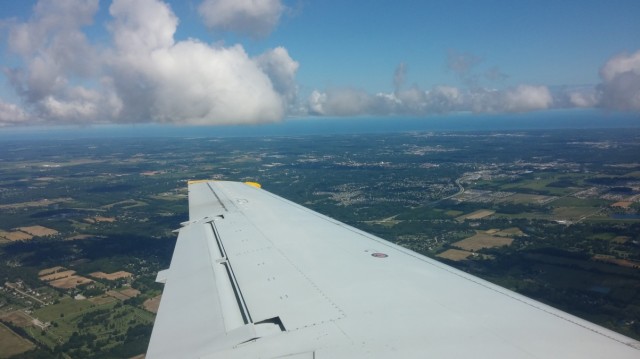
[109,0,290,125]
[255,47,300,107]
[5,0,103,119]
[600,50,640,82]
[0,0,298,126]
[597,50,640,111]
[198,0,285,38]
[109,0,177,53]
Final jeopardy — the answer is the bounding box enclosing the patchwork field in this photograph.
[101,199,147,210]
[38,266,66,276]
[0,198,70,210]
[107,288,140,301]
[0,322,35,358]
[143,295,162,313]
[84,216,117,223]
[437,249,473,261]
[456,209,495,221]
[592,255,640,269]
[0,230,33,241]
[48,275,93,289]
[17,225,58,237]
[90,271,132,280]
[88,295,117,305]
[612,201,633,208]
[0,311,33,327]
[39,270,76,282]
[493,227,525,237]
[37,266,94,289]
[66,234,95,240]
[613,236,631,244]
[453,232,514,251]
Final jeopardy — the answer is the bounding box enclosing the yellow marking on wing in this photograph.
[187,179,211,185]
[244,181,262,188]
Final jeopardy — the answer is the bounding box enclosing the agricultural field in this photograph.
[452,232,514,251]
[0,322,35,358]
[437,249,473,261]
[456,209,496,221]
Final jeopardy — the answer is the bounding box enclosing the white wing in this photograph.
[146,181,640,358]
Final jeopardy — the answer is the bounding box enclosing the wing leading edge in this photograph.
[147,181,640,358]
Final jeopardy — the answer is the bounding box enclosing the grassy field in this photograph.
[498,174,583,196]
[30,298,101,348]
[493,227,525,237]
[501,193,555,204]
[445,210,464,217]
[588,232,617,241]
[27,296,155,351]
[552,206,600,221]
[551,197,609,207]
[34,297,94,322]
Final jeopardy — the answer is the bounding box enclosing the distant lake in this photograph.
[1,109,639,140]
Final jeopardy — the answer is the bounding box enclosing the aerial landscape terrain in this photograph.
[0,125,639,357]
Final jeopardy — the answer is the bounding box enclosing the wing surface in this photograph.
[146,181,640,358]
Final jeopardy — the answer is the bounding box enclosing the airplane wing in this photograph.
[146,181,640,358]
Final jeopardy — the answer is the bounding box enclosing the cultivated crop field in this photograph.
[452,232,514,251]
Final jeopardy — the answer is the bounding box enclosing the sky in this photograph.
[0,0,639,128]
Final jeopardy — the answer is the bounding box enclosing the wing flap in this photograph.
[146,220,228,358]
[212,211,345,330]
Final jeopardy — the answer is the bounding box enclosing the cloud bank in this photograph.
[306,59,553,117]
[308,84,552,117]
[2,0,297,126]
[307,49,640,118]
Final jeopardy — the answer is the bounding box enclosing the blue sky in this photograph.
[0,0,639,127]
[264,1,640,90]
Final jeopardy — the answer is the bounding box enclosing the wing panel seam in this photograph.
[235,211,347,327]
[209,221,253,325]
[207,182,228,212]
